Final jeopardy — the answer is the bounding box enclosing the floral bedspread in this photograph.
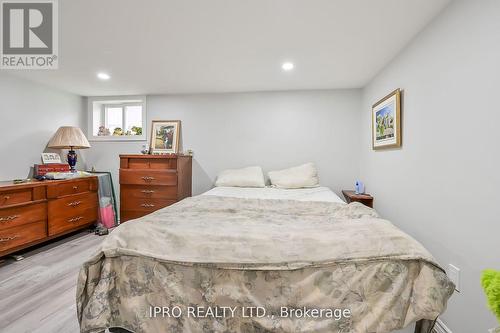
[77,196,454,333]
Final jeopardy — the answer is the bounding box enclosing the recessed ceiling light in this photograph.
[97,72,111,80]
[282,62,294,71]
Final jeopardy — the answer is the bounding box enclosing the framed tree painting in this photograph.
[150,120,181,154]
[372,89,402,150]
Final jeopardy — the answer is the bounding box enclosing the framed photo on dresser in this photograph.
[150,120,180,154]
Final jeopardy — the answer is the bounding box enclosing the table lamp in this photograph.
[47,126,91,172]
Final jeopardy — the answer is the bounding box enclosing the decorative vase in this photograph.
[67,149,77,172]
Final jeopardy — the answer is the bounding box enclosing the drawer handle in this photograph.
[141,176,155,181]
[73,186,79,190]
[3,196,10,200]
[68,201,82,207]
[140,203,155,208]
[68,216,84,223]
[0,235,19,243]
[0,215,20,222]
[141,190,155,194]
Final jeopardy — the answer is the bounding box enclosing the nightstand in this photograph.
[342,190,374,208]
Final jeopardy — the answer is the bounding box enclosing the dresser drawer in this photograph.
[48,192,97,236]
[121,210,148,222]
[0,189,33,208]
[0,221,46,253]
[0,203,47,230]
[48,192,98,219]
[121,185,178,200]
[120,169,177,186]
[47,178,97,198]
[48,206,97,236]
[121,197,176,212]
[127,158,177,170]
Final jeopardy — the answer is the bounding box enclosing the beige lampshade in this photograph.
[48,126,91,149]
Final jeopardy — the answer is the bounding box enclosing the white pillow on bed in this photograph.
[268,163,320,189]
[215,166,266,188]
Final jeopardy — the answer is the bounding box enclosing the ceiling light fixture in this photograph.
[281,62,294,71]
[97,72,111,80]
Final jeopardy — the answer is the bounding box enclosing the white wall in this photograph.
[86,89,361,198]
[0,73,85,180]
[360,1,500,332]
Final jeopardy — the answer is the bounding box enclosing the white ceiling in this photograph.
[7,0,451,96]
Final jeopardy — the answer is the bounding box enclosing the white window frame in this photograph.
[87,96,147,141]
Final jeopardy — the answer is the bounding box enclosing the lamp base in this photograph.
[67,150,77,172]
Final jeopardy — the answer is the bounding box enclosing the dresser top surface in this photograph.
[120,154,191,159]
[0,176,97,191]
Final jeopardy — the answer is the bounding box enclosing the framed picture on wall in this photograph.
[149,120,181,154]
[372,89,402,150]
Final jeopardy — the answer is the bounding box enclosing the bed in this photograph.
[77,186,454,333]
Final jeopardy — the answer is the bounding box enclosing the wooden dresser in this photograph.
[0,177,98,258]
[119,154,192,222]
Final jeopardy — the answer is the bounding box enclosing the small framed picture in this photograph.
[41,153,62,164]
[149,120,180,154]
[372,89,402,150]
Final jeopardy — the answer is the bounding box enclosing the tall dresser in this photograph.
[119,154,192,222]
[0,177,98,258]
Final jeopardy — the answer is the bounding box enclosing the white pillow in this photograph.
[268,163,320,189]
[215,166,265,188]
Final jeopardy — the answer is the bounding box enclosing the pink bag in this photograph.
[99,205,115,228]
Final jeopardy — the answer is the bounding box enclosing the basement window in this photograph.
[87,96,147,141]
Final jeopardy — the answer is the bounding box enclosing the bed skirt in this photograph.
[78,255,452,333]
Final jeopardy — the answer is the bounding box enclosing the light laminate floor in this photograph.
[0,231,103,333]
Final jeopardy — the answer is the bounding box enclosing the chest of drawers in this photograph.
[0,177,98,257]
[119,155,192,222]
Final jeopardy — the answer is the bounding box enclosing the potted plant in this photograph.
[482,269,500,333]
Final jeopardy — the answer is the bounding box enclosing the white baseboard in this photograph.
[433,319,452,333]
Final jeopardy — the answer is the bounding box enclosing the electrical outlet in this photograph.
[448,264,460,292]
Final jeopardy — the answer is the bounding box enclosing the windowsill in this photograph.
[89,135,147,142]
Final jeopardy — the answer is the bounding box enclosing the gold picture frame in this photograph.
[149,120,181,154]
[372,89,401,150]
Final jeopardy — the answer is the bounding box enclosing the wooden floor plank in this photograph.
[0,231,103,333]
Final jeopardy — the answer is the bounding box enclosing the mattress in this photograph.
[202,185,345,203]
